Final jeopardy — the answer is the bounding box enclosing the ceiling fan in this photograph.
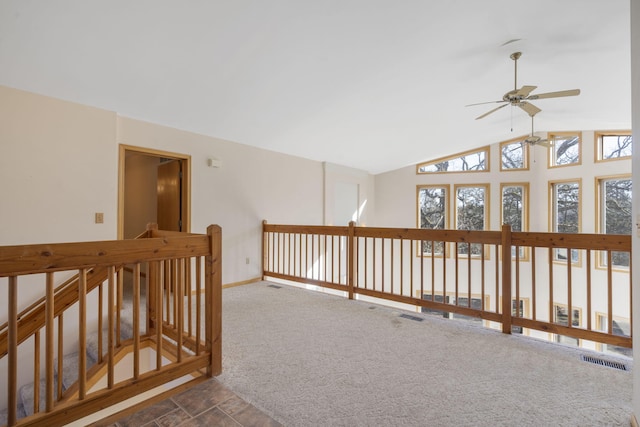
[467,52,580,120]
[522,113,549,147]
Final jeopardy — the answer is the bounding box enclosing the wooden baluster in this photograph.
[501,224,512,334]
[567,249,573,330]
[431,241,435,300]
[187,258,193,338]
[57,314,63,401]
[390,238,395,295]
[173,259,179,328]
[155,260,163,370]
[98,282,103,363]
[133,263,140,379]
[481,244,485,311]
[381,238,385,293]
[410,238,414,299]
[467,243,471,307]
[33,330,40,414]
[515,247,520,317]
[494,245,499,313]
[548,249,554,323]
[117,267,123,347]
[586,249,592,331]
[454,243,459,306]
[176,259,183,363]
[531,247,537,321]
[442,242,447,305]
[607,251,613,335]
[78,268,87,400]
[107,266,115,389]
[45,272,55,411]
[164,261,170,325]
[8,276,17,427]
[196,256,202,355]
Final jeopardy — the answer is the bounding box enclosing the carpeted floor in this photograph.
[216,281,633,427]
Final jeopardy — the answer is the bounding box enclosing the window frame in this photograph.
[594,174,632,270]
[416,146,490,174]
[547,131,582,169]
[453,183,490,258]
[499,136,530,171]
[594,131,632,163]
[500,182,530,261]
[548,179,582,265]
[416,184,450,257]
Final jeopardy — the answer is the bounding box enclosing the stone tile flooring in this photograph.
[104,379,282,427]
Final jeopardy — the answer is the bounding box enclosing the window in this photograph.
[500,138,529,171]
[501,183,529,259]
[548,132,581,168]
[596,175,632,268]
[550,180,581,263]
[596,313,631,357]
[553,304,581,346]
[454,184,489,256]
[417,146,489,173]
[595,132,632,162]
[417,185,448,255]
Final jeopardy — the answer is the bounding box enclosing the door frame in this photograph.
[118,144,192,239]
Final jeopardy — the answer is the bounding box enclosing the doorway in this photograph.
[118,145,191,239]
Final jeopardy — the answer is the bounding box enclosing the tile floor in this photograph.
[103,379,282,427]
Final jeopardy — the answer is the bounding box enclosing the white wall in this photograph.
[323,162,375,226]
[117,116,327,282]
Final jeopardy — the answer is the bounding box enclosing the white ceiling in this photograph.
[0,1,631,174]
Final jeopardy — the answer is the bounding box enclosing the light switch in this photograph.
[95,212,104,224]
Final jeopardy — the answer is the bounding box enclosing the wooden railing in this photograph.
[0,224,222,427]
[263,221,631,351]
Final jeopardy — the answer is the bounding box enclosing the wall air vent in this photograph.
[399,314,424,322]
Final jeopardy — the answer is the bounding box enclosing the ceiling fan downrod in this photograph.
[510,51,521,91]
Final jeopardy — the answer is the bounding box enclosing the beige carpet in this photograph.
[216,281,633,427]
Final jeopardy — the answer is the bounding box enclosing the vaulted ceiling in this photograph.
[0,1,631,174]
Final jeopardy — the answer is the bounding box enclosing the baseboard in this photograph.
[632,413,639,427]
[222,277,262,289]
[186,277,262,295]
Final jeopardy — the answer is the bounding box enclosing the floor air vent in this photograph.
[267,284,282,289]
[399,314,424,322]
[581,355,628,371]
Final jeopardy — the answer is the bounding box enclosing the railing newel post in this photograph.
[501,224,512,335]
[262,220,268,280]
[206,224,223,376]
[348,221,356,300]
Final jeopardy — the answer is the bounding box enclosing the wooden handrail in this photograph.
[262,221,632,350]
[0,224,222,426]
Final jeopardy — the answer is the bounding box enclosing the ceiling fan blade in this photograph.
[475,103,508,120]
[518,101,541,117]
[536,140,551,148]
[527,89,580,100]
[514,85,537,97]
[465,100,504,107]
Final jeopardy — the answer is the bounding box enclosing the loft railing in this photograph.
[0,224,222,427]
[263,221,631,351]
